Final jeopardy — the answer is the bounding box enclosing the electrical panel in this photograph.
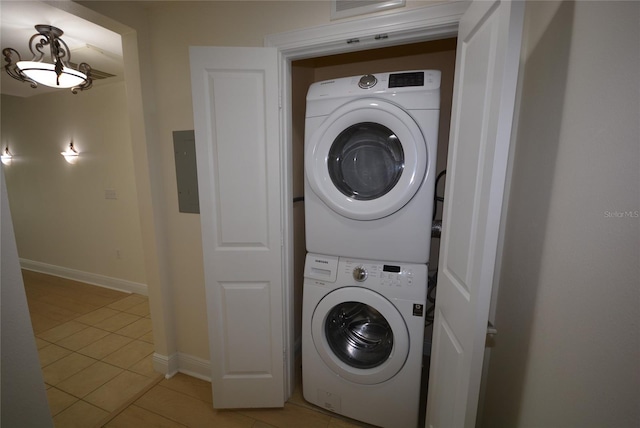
[172,130,200,214]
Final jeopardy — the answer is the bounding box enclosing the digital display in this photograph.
[389,72,424,88]
[383,265,401,273]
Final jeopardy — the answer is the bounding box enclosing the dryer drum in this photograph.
[325,301,394,369]
[328,122,404,201]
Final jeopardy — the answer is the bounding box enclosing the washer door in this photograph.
[306,98,428,220]
[311,287,410,385]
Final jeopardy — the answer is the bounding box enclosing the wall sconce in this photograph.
[1,146,12,165]
[61,142,79,164]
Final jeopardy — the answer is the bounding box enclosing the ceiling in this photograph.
[1,1,124,97]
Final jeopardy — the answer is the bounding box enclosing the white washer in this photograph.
[302,253,427,428]
[304,70,440,263]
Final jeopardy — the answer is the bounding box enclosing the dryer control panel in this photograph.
[306,69,441,113]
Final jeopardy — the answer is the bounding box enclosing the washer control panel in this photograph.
[343,260,416,289]
[305,253,428,299]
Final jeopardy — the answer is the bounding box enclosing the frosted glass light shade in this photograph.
[1,147,12,166]
[61,143,79,164]
[17,61,88,89]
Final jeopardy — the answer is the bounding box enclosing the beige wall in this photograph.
[480,1,640,426]
[2,82,146,286]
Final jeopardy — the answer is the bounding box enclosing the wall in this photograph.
[480,1,640,426]
[1,169,53,427]
[1,82,146,291]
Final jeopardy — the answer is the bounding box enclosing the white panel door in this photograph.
[189,46,284,408]
[426,1,524,427]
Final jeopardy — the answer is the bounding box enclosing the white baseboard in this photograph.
[153,352,180,379]
[20,258,148,296]
[153,352,211,382]
[175,353,212,382]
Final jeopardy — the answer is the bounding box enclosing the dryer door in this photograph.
[311,286,410,385]
[306,98,428,220]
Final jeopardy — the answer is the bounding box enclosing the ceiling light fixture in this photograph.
[2,25,92,94]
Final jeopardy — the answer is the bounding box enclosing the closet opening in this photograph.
[290,37,457,425]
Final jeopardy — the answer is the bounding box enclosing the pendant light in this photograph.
[2,25,92,94]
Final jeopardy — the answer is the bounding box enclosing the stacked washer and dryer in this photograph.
[302,70,441,428]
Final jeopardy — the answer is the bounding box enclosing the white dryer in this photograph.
[304,70,440,263]
[302,253,427,428]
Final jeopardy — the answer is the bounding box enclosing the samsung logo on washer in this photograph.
[314,259,329,264]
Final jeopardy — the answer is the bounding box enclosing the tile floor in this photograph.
[25,270,373,428]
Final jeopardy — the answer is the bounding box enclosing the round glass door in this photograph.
[325,301,394,369]
[311,287,409,385]
[328,123,404,201]
[306,98,428,221]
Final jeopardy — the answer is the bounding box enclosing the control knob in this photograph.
[353,266,368,282]
[358,74,377,89]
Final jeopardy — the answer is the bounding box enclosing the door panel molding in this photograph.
[426,1,524,426]
[190,46,284,409]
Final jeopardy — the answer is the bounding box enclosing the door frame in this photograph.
[33,1,177,368]
[265,0,470,398]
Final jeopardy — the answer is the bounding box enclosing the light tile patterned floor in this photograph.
[25,270,372,428]
[24,270,161,427]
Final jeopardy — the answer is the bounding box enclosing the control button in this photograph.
[353,266,368,282]
[358,74,377,89]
